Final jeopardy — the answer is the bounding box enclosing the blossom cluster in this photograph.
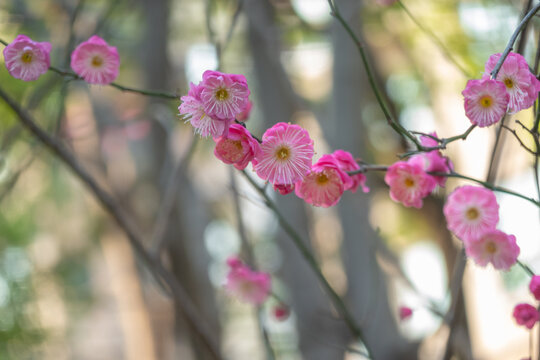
[513,276,540,330]
[384,133,453,208]
[462,52,540,127]
[178,70,369,208]
[3,34,119,84]
[443,186,519,270]
[224,256,271,306]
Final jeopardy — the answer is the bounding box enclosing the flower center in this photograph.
[479,95,492,108]
[485,242,497,254]
[504,78,514,89]
[215,88,229,101]
[465,207,479,220]
[275,146,290,161]
[20,51,33,63]
[91,55,103,67]
[316,172,329,185]
[404,178,415,188]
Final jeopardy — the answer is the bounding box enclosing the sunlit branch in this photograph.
[397,0,472,77]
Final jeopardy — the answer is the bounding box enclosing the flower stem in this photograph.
[240,170,372,358]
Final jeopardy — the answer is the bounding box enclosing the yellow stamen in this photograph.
[20,51,33,63]
[91,56,103,67]
[316,173,329,185]
[485,242,497,254]
[404,178,415,188]
[504,78,514,89]
[215,88,229,101]
[275,146,290,161]
[466,207,479,220]
[479,96,492,108]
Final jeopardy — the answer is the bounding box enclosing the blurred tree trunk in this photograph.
[245,1,351,359]
[138,0,220,359]
[323,0,417,358]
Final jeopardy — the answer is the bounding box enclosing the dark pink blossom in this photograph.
[529,275,540,301]
[513,303,539,329]
[213,124,260,170]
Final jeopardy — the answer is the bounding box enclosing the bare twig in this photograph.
[501,124,537,155]
[397,0,471,77]
[240,169,373,358]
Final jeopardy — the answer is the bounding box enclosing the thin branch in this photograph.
[327,0,422,150]
[0,38,178,100]
[150,136,199,256]
[397,0,471,77]
[240,169,373,358]
[501,124,537,155]
[0,87,223,360]
[490,1,540,79]
[518,259,535,276]
[486,115,507,182]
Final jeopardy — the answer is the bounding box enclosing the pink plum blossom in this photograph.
[224,256,271,305]
[3,35,51,81]
[253,122,314,185]
[331,150,369,193]
[464,229,519,270]
[513,303,539,329]
[384,159,436,208]
[399,306,413,321]
[236,100,253,122]
[70,35,119,85]
[462,78,509,127]
[200,70,250,121]
[443,185,499,241]
[273,303,290,321]
[295,154,346,207]
[484,52,540,114]
[529,276,540,301]
[179,82,230,138]
[273,183,295,195]
[213,124,260,170]
[412,132,453,187]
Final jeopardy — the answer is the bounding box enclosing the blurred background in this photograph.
[0,0,539,359]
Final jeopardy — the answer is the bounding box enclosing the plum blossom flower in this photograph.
[295,154,347,207]
[462,78,509,127]
[224,256,271,305]
[70,35,119,85]
[443,186,499,241]
[253,122,314,185]
[179,82,230,138]
[513,303,539,329]
[399,306,413,321]
[331,150,369,193]
[236,100,253,122]
[3,35,51,81]
[411,132,453,187]
[529,276,540,301]
[384,159,436,208]
[273,183,295,195]
[484,52,540,114]
[464,229,519,270]
[200,70,250,121]
[272,303,290,321]
[213,124,260,170]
